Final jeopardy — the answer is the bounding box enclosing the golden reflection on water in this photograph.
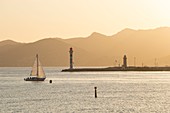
[0,67,170,112]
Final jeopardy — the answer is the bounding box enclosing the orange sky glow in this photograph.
[1,0,170,42]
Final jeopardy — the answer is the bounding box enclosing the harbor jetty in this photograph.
[62,66,170,72]
[62,47,170,72]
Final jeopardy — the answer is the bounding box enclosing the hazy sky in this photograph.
[1,0,170,42]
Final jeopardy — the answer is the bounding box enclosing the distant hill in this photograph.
[1,27,170,67]
[0,38,105,66]
[66,27,170,66]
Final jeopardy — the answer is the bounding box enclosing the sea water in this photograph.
[0,67,170,113]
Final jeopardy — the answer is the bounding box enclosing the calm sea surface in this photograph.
[0,67,170,113]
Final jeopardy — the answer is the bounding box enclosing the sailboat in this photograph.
[24,54,46,81]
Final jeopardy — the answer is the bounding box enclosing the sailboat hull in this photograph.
[24,54,46,81]
[24,77,46,81]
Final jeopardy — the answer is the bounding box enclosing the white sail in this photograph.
[37,59,45,78]
[30,54,46,78]
[30,59,38,76]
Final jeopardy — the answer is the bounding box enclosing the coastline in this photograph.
[62,66,170,72]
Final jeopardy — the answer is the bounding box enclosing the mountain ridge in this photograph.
[1,27,170,67]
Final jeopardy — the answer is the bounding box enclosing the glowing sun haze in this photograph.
[1,0,170,42]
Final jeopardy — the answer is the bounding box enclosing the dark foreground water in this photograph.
[0,67,170,113]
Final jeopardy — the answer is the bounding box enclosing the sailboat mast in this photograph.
[36,54,39,76]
